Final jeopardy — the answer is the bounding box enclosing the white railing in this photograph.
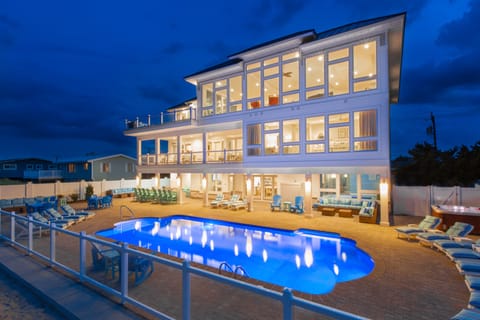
[0,209,367,320]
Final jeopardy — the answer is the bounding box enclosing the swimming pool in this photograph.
[96,215,374,294]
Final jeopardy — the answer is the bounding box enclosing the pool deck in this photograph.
[0,197,476,319]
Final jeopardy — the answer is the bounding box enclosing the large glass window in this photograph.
[282,61,299,92]
[247,71,261,109]
[215,89,227,114]
[283,119,299,143]
[229,75,243,112]
[328,61,349,96]
[247,124,261,156]
[264,133,279,155]
[202,83,213,107]
[264,77,279,107]
[306,116,325,140]
[329,126,350,152]
[353,40,377,92]
[354,110,377,138]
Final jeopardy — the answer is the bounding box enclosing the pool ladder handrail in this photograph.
[218,262,248,279]
[119,205,135,220]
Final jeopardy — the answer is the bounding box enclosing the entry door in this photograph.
[263,175,277,200]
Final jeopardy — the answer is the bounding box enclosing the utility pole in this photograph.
[427,112,437,151]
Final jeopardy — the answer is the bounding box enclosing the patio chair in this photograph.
[61,204,96,219]
[416,222,474,247]
[124,255,154,286]
[289,196,304,214]
[90,241,120,278]
[395,215,442,241]
[230,199,248,210]
[101,195,113,208]
[87,195,101,209]
[210,193,224,208]
[270,195,282,212]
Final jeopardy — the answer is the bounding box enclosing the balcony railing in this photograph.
[125,107,197,129]
[140,149,243,166]
[23,170,62,180]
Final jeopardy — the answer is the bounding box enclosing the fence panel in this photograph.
[392,186,429,216]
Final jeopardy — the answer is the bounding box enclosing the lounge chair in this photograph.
[29,211,70,229]
[451,308,480,320]
[445,246,480,260]
[270,195,282,212]
[230,199,248,210]
[395,215,441,240]
[416,222,474,247]
[433,237,476,252]
[469,291,480,309]
[220,194,240,208]
[43,207,83,225]
[61,204,96,219]
[455,258,480,275]
[15,217,46,238]
[210,193,224,208]
[466,275,480,291]
[289,196,304,214]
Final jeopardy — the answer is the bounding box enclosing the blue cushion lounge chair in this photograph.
[451,308,480,320]
[220,194,240,208]
[289,196,304,214]
[101,195,113,208]
[61,204,96,219]
[15,218,46,238]
[43,207,83,224]
[469,291,480,309]
[416,222,474,247]
[433,238,476,252]
[210,193,224,208]
[455,258,480,275]
[270,195,282,212]
[445,247,480,261]
[395,215,441,240]
[466,275,480,291]
[29,211,70,229]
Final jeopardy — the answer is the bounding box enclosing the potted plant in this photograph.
[85,184,94,201]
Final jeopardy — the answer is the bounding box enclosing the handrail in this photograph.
[218,261,234,274]
[234,265,248,279]
[119,205,135,220]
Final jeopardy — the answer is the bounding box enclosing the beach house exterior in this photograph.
[124,13,406,225]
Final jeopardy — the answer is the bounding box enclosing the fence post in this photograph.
[120,243,129,304]
[50,223,56,266]
[282,288,293,320]
[10,213,15,243]
[182,260,191,320]
[79,232,86,282]
[28,216,33,254]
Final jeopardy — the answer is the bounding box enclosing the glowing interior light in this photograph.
[209,240,215,251]
[201,230,207,248]
[304,245,313,268]
[246,235,252,257]
[317,55,323,61]
[335,82,339,86]
[255,83,259,87]
[368,73,373,77]
[295,52,299,58]
[234,244,239,256]
[288,84,292,88]
[295,254,301,269]
[307,67,312,72]
[364,43,369,49]
[316,78,321,83]
[333,263,339,276]
[262,249,268,262]
[134,221,141,231]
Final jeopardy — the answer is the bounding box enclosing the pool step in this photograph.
[218,262,248,279]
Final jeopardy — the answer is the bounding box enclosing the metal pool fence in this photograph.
[0,209,367,320]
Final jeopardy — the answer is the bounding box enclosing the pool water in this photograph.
[96,215,374,294]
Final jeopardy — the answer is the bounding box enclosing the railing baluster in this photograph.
[182,260,191,320]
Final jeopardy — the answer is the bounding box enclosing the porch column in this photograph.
[202,173,208,207]
[356,173,362,199]
[137,138,142,166]
[304,174,312,217]
[177,174,184,204]
[246,174,253,212]
[379,177,390,226]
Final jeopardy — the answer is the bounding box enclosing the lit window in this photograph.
[328,61,349,96]
[354,110,377,138]
[329,126,350,152]
[306,116,325,140]
[283,119,299,143]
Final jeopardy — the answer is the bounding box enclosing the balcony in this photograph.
[140,149,243,166]
[125,107,197,130]
[23,170,63,181]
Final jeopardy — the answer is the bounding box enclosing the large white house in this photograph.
[124,13,406,225]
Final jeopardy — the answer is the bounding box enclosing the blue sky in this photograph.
[1,0,478,161]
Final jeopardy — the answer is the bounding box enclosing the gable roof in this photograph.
[57,154,136,163]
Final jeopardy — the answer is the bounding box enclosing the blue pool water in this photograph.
[96,215,374,294]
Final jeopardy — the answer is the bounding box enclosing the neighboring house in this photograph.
[0,158,61,182]
[58,154,137,182]
[124,13,406,224]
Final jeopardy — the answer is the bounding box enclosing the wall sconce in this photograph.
[246,177,251,193]
[305,177,312,194]
[380,179,389,196]
[136,175,140,186]
[176,175,181,187]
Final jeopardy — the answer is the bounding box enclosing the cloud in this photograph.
[436,0,480,51]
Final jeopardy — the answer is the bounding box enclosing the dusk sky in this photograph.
[1,0,479,161]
